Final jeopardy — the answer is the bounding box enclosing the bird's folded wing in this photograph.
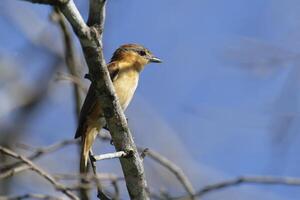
[74,62,120,138]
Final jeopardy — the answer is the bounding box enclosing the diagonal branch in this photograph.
[0,146,79,200]
[173,175,300,200]
[61,1,150,199]
[20,0,68,6]
[59,0,90,39]
[0,139,78,179]
[0,193,63,200]
[140,148,195,199]
[52,8,83,118]
[196,175,300,197]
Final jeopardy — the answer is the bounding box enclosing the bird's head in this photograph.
[110,44,162,71]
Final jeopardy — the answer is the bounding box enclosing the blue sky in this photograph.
[1,0,300,199]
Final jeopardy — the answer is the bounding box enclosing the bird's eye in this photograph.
[139,50,146,56]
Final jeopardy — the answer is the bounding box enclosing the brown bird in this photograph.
[75,44,162,173]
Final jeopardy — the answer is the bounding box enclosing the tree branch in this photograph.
[0,193,63,200]
[87,0,106,30]
[0,139,78,179]
[20,0,68,6]
[61,1,150,199]
[55,72,88,93]
[196,175,300,197]
[0,146,79,200]
[173,175,300,200]
[59,0,90,39]
[52,8,83,118]
[93,151,127,161]
[140,148,195,199]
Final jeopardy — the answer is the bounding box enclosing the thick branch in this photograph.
[71,1,149,199]
[87,0,106,29]
[0,146,79,200]
[59,0,90,39]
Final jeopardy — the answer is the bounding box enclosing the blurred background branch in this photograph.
[2,0,300,200]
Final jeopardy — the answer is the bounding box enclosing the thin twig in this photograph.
[0,164,30,179]
[20,0,68,6]
[0,139,78,179]
[0,193,63,200]
[140,148,195,199]
[197,175,300,197]
[53,173,123,182]
[111,180,120,200]
[0,146,79,200]
[93,151,127,161]
[173,175,300,200]
[55,72,88,93]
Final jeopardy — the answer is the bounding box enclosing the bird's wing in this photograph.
[108,62,120,81]
[74,62,120,138]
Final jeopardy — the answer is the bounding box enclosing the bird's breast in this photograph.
[113,70,139,110]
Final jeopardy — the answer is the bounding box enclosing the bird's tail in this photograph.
[78,127,99,200]
[80,127,98,173]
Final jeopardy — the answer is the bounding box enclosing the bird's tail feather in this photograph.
[78,127,99,200]
[80,127,98,173]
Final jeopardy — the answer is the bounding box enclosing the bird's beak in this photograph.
[149,56,162,63]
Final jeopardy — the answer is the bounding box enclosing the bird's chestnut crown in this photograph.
[110,44,162,65]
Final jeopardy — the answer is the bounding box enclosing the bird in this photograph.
[75,44,162,173]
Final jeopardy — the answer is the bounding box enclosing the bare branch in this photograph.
[140,148,195,199]
[0,193,63,200]
[55,72,88,93]
[53,173,123,182]
[58,1,90,39]
[20,0,68,6]
[87,0,106,29]
[52,8,83,118]
[93,151,127,161]
[173,175,300,200]
[0,164,30,179]
[196,175,300,197]
[0,139,78,179]
[79,1,150,199]
[111,179,120,200]
[0,146,79,200]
